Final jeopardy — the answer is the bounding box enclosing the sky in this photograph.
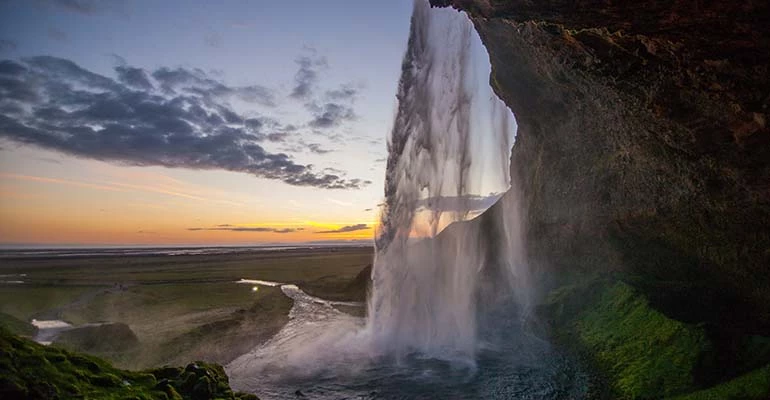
[0,0,511,247]
[0,0,422,246]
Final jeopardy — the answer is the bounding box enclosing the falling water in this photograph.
[227,2,588,397]
[367,0,528,363]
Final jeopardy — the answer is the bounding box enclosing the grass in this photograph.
[54,323,140,358]
[670,364,770,400]
[0,247,372,369]
[0,248,373,286]
[301,263,371,302]
[0,312,36,337]
[0,328,257,399]
[0,285,97,321]
[59,282,266,337]
[148,289,293,368]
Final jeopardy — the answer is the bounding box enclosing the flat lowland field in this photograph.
[0,246,373,369]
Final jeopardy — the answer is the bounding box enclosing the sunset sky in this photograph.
[0,0,421,246]
[0,0,506,246]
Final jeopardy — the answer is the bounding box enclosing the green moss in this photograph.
[670,364,770,400]
[0,328,258,399]
[576,281,710,398]
[544,278,709,398]
[543,277,770,399]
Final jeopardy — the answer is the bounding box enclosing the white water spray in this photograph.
[366,0,526,362]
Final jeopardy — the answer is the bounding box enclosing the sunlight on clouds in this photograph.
[0,136,381,246]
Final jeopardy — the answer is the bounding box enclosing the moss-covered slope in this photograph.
[0,312,37,337]
[0,328,257,400]
[542,278,770,399]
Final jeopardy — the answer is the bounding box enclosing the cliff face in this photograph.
[431,0,770,333]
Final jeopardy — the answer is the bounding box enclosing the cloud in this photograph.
[290,53,327,100]
[114,65,153,90]
[188,226,303,233]
[325,84,358,102]
[316,224,368,234]
[322,167,344,175]
[306,142,332,154]
[0,56,368,189]
[281,139,339,155]
[266,132,290,142]
[150,66,275,107]
[274,227,301,233]
[0,40,17,53]
[37,0,126,15]
[34,156,62,164]
[286,51,360,141]
[308,102,356,128]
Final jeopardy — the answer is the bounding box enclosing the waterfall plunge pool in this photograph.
[226,279,590,399]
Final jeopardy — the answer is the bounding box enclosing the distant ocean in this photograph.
[0,242,371,259]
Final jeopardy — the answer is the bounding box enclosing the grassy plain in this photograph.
[0,246,372,369]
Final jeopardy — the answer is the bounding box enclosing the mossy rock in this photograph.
[542,277,770,399]
[0,327,259,399]
[671,364,770,400]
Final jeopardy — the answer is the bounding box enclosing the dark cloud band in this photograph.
[316,224,368,233]
[188,226,304,233]
[0,56,368,190]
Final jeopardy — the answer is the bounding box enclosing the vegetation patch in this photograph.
[0,312,37,337]
[542,277,770,399]
[0,328,258,399]
[54,323,139,356]
[671,364,770,400]
[301,263,371,303]
[0,248,371,369]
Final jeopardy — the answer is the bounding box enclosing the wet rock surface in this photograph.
[432,0,770,334]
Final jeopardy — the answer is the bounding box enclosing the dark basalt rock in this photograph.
[432,0,770,334]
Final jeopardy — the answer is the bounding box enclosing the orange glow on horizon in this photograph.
[0,166,380,246]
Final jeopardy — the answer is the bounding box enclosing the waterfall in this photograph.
[227,3,552,396]
[366,0,528,363]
